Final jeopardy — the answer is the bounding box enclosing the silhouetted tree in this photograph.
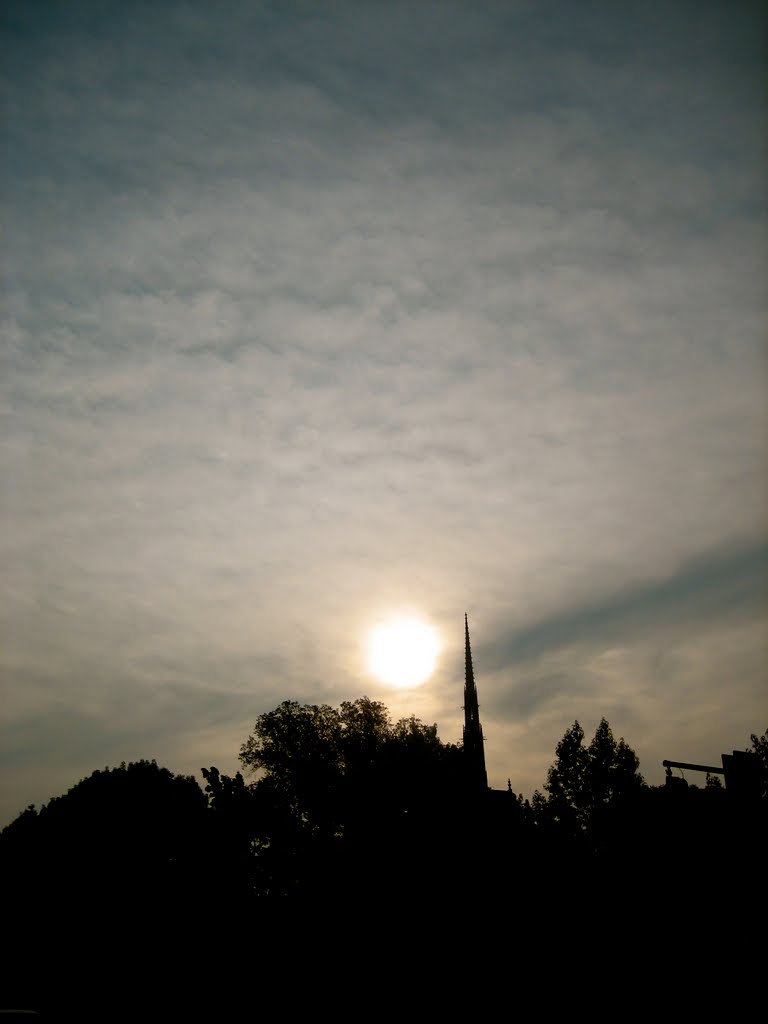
[1,759,208,895]
[543,720,589,838]
[0,760,213,1017]
[239,699,345,837]
[587,718,645,802]
[238,696,459,820]
[200,765,265,898]
[749,727,768,799]
[237,696,464,898]
[538,718,645,854]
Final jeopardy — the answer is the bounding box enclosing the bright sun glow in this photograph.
[367,617,441,688]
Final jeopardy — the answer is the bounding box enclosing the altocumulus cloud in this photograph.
[1,0,766,822]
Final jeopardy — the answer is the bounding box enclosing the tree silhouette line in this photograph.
[2,699,765,1019]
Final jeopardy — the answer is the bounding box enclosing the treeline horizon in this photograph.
[5,695,766,826]
[2,696,765,1019]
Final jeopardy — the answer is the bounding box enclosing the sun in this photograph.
[367,617,441,688]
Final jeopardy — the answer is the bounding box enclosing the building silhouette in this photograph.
[463,614,489,793]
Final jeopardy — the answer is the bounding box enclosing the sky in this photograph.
[1,0,767,827]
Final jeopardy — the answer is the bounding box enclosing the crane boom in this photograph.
[662,759,725,775]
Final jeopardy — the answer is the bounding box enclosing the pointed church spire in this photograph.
[463,614,488,792]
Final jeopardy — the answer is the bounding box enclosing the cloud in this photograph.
[483,540,768,682]
[1,0,766,822]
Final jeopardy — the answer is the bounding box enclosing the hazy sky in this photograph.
[2,0,766,826]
